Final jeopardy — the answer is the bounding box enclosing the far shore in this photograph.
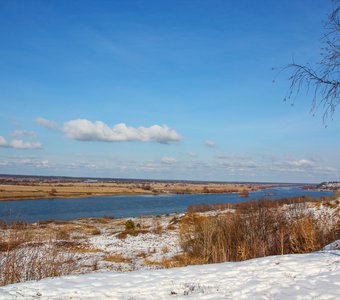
[0,179,289,201]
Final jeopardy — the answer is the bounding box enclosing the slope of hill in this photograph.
[0,246,339,299]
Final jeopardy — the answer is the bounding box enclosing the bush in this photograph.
[0,244,77,286]
[56,230,70,240]
[125,219,135,230]
[179,199,339,263]
[0,226,77,286]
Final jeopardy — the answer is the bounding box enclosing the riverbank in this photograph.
[0,180,281,201]
[0,196,339,288]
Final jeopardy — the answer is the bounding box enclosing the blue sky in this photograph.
[0,0,339,183]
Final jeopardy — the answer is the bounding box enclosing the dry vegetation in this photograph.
[0,214,182,286]
[179,197,340,264]
[0,221,78,286]
[0,176,279,201]
[0,195,338,287]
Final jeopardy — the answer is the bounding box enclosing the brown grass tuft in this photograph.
[104,254,133,264]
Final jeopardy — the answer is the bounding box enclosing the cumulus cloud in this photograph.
[204,139,217,148]
[36,118,182,144]
[63,120,181,143]
[35,117,59,130]
[0,136,42,149]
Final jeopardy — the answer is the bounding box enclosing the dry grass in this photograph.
[0,214,181,286]
[104,254,133,264]
[180,199,340,263]
[187,195,336,213]
[166,224,177,230]
[161,245,169,254]
[67,246,102,253]
[0,181,275,201]
[0,219,103,286]
[116,229,150,239]
[0,224,78,286]
[55,230,71,240]
[1,196,336,287]
[135,251,147,259]
[144,254,203,268]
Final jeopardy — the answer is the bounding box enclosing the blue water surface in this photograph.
[0,186,333,223]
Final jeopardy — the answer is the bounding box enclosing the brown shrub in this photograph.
[0,240,22,252]
[289,216,321,253]
[180,199,339,264]
[55,230,70,240]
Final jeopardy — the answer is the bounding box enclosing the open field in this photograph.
[0,176,281,201]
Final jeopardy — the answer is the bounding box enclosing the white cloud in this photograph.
[37,160,49,168]
[161,156,177,164]
[0,136,7,147]
[35,117,59,130]
[204,139,217,148]
[4,157,49,168]
[0,136,42,149]
[9,140,42,149]
[11,130,37,138]
[288,159,314,167]
[36,118,182,144]
[63,119,181,143]
[0,160,9,166]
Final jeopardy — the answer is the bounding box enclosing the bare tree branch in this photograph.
[284,1,340,123]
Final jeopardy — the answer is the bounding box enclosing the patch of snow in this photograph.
[324,240,340,251]
[0,250,339,299]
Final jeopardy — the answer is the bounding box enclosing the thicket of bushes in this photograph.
[0,222,77,286]
[187,196,332,213]
[180,198,339,264]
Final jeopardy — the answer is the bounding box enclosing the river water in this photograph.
[0,186,333,223]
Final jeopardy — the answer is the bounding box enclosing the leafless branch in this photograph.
[284,2,340,123]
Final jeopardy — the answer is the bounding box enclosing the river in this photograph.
[0,186,333,223]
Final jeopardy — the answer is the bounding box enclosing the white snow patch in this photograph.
[324,240,340,251]
[0,250,339,299]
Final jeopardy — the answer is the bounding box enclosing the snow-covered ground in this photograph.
[84,214,183,271]
[0,247,339,299]
[1,200,339,299]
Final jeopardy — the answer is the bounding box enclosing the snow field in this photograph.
[86,214,182,271]
[0,249,339,299]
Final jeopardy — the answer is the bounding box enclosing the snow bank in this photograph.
[324,240,340,251]
[0,250,339,299]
